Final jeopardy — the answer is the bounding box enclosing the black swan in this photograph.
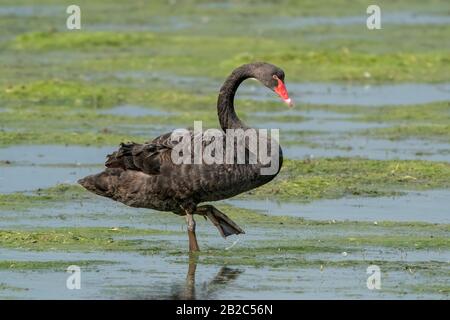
[78,62,292,252]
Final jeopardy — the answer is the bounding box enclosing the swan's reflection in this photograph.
[171,256,243,300]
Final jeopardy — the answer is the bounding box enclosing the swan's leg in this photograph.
[185,212,200,252]
[195,205,245,238]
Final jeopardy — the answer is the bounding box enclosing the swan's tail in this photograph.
[196,205,245,238]
[105,142,139,170]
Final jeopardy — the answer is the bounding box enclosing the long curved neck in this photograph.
[217,66,253,131]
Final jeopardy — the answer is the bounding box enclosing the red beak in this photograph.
[274,77,293,107]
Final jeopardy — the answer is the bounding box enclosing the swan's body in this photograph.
[78,62,292,251]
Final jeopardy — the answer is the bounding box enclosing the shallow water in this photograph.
[238,82,450,106]
[305,248,450,264]
[0,166,100,193]
[88,17,192,32]
[89,72,450,107]
[0,145,114,165]
[1,133,449,195]
[270,12,450,29]
[257,119,388,132]
[0,145,114,193]
[109,72,450,106]
[1,175,448,299]
[284,136,450,162]
[0,248,447,299]
[253,109,349,120]
[85,12,450,35]
[0,196,164,229]
[255,111,450,161]
[228,189,450,223]
[0,5,61,17]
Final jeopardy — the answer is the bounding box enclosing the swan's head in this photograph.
[249,62,293,108]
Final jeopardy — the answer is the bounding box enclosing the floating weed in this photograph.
[1,80,127,108]
[246,158,450,201]
[0,130,144,147]
[223,50,450,83]
[0,184,90,210]
[0,283,27,292]
[0,227,180,252]
[0,259,116,271]
[175,245,450,270]
[364,124,450,141]
[8,29,450,83]
[356,102,450,124]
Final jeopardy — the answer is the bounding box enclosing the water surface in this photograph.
[238,82,450,106]
[228,189,450,223]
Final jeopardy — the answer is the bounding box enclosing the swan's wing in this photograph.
[105,132,180,175]
[105,129,227,175]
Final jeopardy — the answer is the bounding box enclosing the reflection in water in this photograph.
[123,256,244,300]
[171,256,243,300]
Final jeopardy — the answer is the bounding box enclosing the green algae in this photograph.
[219,204,450,233]
[298,101,450,130]
[173,232,450,269]
[0,221,448,256]
[11,31,157,51]
[3,184,449,231]
[0,259,116,271]
[0,130,143,147]
[331,101,450,141]
[0,128,316,148]
[1,80,127,109]
[406,284,450,295]
[1,0,449,90]
[298,102,450,141]
[18,0,444,21]
[0,78,276,112]
[246,158,450,201]
[0,227,180,252]
[1,79,447,146]
[330,235,450,249]
[9,30,450,83]
[0,193,55,211]
[364,124,450,141]
[0,283,27,292]
[0,184,89,210]
[356,102,450,124]
[195,252,450,271]
[223,50,450,83]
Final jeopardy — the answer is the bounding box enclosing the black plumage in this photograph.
[78,62,290,252]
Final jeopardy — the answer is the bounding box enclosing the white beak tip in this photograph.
[284,98,294,107]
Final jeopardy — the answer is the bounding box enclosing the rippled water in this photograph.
[284,136,450,162]
[0,5,62,17]
[270,12,450,29]
[228,189,450,223]
[238,81,450,106]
